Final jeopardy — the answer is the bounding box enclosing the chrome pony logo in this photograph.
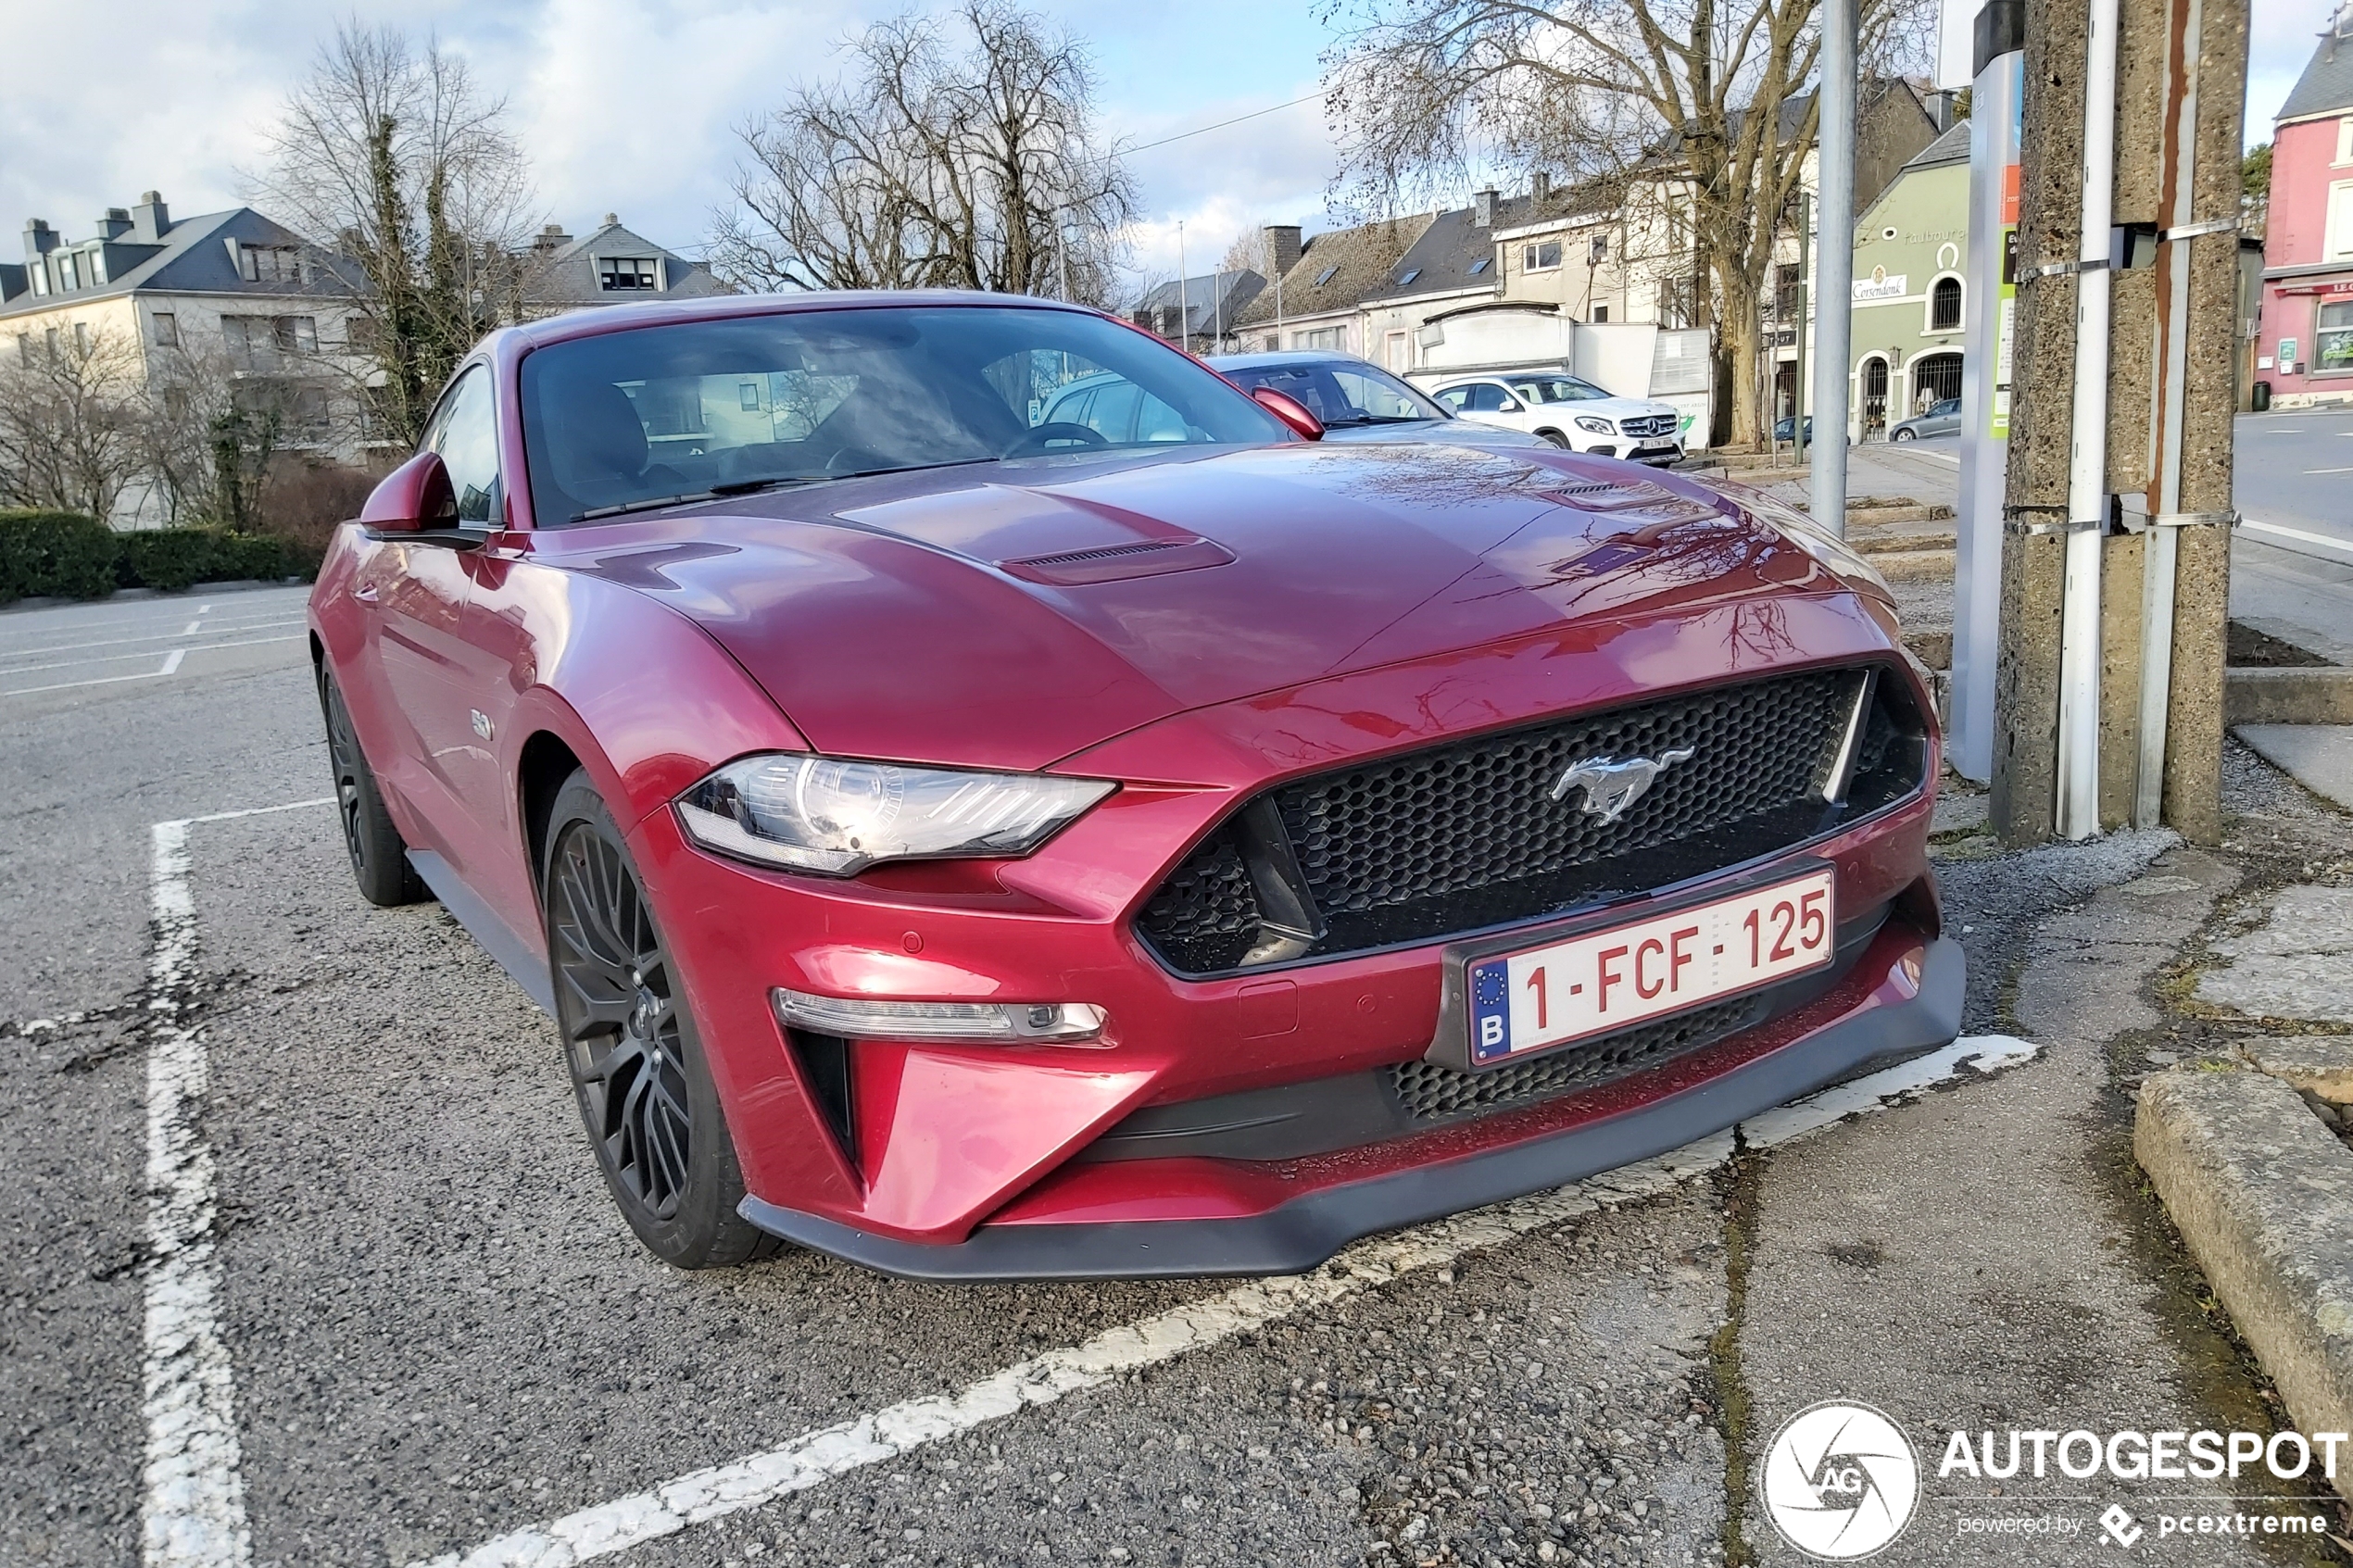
[1549,746,1694,825]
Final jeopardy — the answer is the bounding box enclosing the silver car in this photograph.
[1889,397,1961,441]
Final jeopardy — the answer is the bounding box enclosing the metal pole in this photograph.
[1810,0,1857,537]
[1950,11,2024,784]
[1793,191,1812,463]
[2054,0,2120,839]
[1176,221,1188,350]
[2133,0,2203,828]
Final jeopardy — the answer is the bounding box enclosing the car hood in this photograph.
[552,443,1863,772]
[1317,418,1552,447]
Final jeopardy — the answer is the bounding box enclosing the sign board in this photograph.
[1853,270,1909,302]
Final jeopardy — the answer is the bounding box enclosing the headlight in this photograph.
[1574,416,1617,435]
[677,753,1114,874]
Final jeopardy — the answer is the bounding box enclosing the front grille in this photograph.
[1388,994,1768,1123]
[1622,415,1679,439]
[1135,666,1926,976]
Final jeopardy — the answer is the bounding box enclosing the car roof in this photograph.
[487,288,1111,358]
[1205,349,1384,370]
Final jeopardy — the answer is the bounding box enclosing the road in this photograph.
[2,586,2338,1568]
[1835,419,2353,665]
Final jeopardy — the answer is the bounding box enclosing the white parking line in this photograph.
[1,634,304,697]
[416,1035,2036,1568]
[0,616,301,660]
[142,799,333,1568]
[2241,518,2353,558]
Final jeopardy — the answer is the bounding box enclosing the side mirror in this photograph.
[1498,398,1523,413]
[359,451,459,534]
[1252,386,1325,442]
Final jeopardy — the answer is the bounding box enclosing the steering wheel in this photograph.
[1005,422,1111,458]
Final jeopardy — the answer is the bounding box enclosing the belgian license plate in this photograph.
[1466,870,1836,1067]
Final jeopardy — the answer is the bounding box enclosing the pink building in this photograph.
[2259,6,2353,405]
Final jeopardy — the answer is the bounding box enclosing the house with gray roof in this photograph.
[3,194,382,516]
[1227,215,1435,358]
[1129,269,1265,352]
[518,217,728,311]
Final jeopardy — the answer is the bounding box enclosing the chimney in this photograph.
[533,221,573,255]
[1473,188,1498,229]
[1531,171,1553,204]
[95,207,132,242]
[132,192,170,243]
[22,219,57,265]
[1264,224,1303,278]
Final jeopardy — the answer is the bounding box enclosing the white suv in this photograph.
[1428,373,1684,466]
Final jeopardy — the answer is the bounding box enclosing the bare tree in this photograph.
[711,0,1137,305]
[1218,225,1276,278]
[248,22,539,447]
[0,328,147,518]
[134,342,295,531]
[1321,0,1930,445]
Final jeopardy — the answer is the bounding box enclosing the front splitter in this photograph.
[739,936,1965,1282]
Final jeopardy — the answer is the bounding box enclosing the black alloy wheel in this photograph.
[319,669,428,906]
[542,771,777,1268]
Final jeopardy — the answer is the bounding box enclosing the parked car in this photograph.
[1203,351,1549,448]
[1774,414,1814,445]
[1889,397,1961,441]
[1426,371,1685,465]
[311,293,1954,1279]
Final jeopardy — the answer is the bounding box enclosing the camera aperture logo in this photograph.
[1759,1400,1921,1560]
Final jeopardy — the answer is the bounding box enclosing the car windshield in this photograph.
[1508,376,1613,404]
[1214,359,1447,426]
[519,305,1285,524]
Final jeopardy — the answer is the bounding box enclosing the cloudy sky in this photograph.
[0,0,2329,305]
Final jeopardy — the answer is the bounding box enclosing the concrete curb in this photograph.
[2226,669,2353,725]
[2245,1037,2353,1105]
[2136,1066,2353,1502]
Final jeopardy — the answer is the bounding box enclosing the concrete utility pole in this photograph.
[1989,0,2248,844]
[1809,0,1857,536]
[1793,192,1813,464]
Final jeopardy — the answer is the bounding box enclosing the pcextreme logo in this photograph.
[1758,1400,1922,1561]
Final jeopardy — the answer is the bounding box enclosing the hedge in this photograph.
[0,510,122,602]
[0,510,296,606]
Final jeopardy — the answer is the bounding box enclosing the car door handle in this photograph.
[353,582,380,603]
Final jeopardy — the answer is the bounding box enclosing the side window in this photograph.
[424,367,501,525]
[1435,387,1469,413]
[1086,383,1141,442]
[1462,383,1506,413]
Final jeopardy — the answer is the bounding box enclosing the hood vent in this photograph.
[1000,535,1237,586]
[1541,479,1725,528]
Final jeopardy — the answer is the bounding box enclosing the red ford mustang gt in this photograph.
[308,292,1958,1279]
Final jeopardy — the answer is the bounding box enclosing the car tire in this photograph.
[1893,427,1917,442]
[320,669,429,907]
[541,771,781,1270]
[1537,429,1571,448]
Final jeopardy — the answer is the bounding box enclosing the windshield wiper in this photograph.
[571,491,721,522]
[567,458,1001,523]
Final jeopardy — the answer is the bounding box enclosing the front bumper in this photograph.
[741,931,1961,1279]
[618,596,1943,1276]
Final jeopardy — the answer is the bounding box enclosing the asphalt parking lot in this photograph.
[5,585,2346,1568]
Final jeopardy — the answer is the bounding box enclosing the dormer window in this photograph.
[599,257,661,291]
[237,244,302,284]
